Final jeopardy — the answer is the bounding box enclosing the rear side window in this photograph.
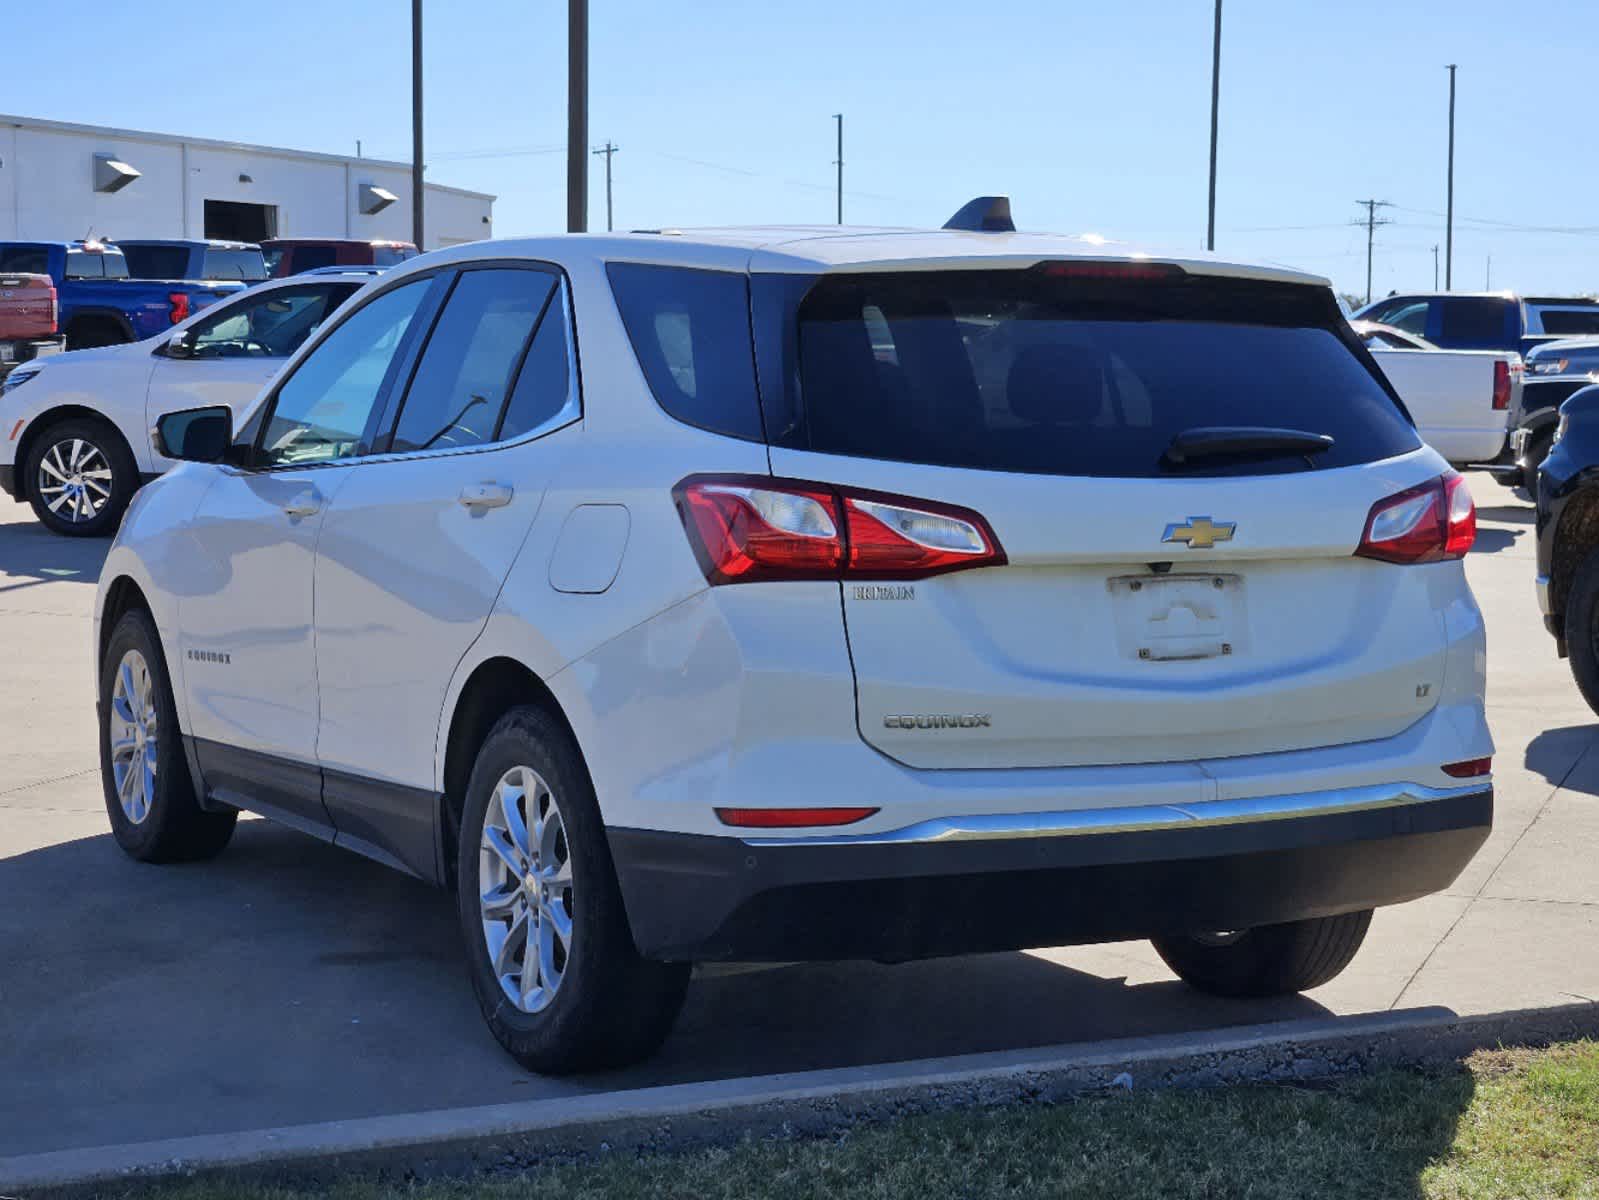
[387,267,559,454]
[1437,297,1511,348]
[755,269,1420,478]
[1534,307,1599,337]
[119,245,188,279]
[606,263,763,441]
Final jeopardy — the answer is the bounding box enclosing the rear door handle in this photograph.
[459,482,514,510]
[281,491,322,519]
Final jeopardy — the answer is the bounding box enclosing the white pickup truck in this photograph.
[1354,321,1520,465]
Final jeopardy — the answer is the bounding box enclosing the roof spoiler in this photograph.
[943,196,1015,233]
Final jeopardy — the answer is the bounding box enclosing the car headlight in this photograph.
[0,366,43,397]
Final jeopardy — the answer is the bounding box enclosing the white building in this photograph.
[0,113,494,249]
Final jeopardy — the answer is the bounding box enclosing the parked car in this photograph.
[262,238,418,277]
[1355,292,1599,359]
[1532,382,1599,705]
[1352,321,1519,464]
[0,272,64,379]
[1509,372,1599,485]
[0,270,371,535]
[0,240,245,350]
[1526,337,1599,379]
[114,239,268,283]
[95,210,1493,1073]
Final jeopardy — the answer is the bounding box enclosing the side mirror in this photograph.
[154,406,232,463]
[164,331,196,359]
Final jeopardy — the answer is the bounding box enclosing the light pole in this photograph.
[411,0,424,249]
[833,113,843,225]
[593,142,618,232]
[1206,0,1222,251]
[567,0,588,233]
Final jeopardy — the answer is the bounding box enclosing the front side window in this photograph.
[386,268,559,454]
[258,279,431,468]
[187,284,353,359]
[606,263,764,441]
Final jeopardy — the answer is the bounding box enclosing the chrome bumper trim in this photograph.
[742,781,1489,847]
[1536,573,1552,617]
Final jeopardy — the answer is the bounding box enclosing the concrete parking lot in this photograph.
[1,475,1594,1161]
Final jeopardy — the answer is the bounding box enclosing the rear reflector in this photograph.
[1442,757,1492,778]
[715,806,879,829]
[1492,360,1511,411]
[1355,472,1475,564]
[675,475,1006,584]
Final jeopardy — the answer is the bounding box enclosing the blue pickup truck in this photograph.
[113,238,269,284]
[0,240,245,350]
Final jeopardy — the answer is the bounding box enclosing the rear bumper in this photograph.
[609,783,1492,962]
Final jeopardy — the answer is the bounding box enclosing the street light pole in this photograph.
[833,113,843,225]
[411,0,424,249]
[567,0,589,233]
[1206,0,1222,251]
[1445,63,1457,291]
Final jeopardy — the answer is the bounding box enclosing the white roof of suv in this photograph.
[411,226,1329,287]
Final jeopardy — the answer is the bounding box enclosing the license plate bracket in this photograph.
[1108,573,1247,662]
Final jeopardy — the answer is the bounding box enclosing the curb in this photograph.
[7,1000,1599,1193]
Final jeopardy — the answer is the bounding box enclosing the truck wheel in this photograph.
[66,318,128,350]
[1152,910,1373,997]
[457,707,690,1074]
[24,418,137,537]
[100,608,237,863]
[1563,549,1599,716]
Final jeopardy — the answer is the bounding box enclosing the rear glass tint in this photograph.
[1535,308,1599,337]
[119,245,189,279]
[1437,297,1511,347]
[756,270,1419,478]
[606,263,764,441]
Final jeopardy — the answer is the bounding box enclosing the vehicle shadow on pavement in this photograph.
[0,517,110,594]
[1475,505,1535,526]
[1470,526,1523,554]
[0,817,1364,1158]
[1525,725,1599,794]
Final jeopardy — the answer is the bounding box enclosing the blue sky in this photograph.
[14,0,1597,300]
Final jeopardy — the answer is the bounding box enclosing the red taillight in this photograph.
[168,292,191,325]
[1442,757,1492,778]
[1492,360,1511,411]
[1355,472,1475,564]
[674,476,1006,585]
[715,806,879,828]
[1035,260,1185,282]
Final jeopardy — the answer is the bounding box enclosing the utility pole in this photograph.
[567,0,588,233]
[1356,199,1394,305]
[1206,0,1222,251]
[410,0,424,249]
[1432,244,1440,289]
[593,142,618,232]
[1486,255,1492,290]
[833,113,844,225]
[1445,64,1457,290]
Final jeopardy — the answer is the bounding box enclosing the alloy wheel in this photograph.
[478,765,575,1014]
[108,649,158,824]
[37,438,112,524]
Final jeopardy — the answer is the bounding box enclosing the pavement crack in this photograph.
[0,767,98,798]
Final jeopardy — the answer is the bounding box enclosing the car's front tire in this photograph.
[1151,910,1373,997]
[457,707,690,1074]
[25,418,137,537]
[1562,548,1599,716]
[99,608,237,862]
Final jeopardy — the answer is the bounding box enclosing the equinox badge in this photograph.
[1162,516,1236,550]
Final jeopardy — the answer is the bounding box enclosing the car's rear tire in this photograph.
[99,608,237,863]
[1151,909,1373,997]
[1562,548,1599,716]
[456,707,690,1074]
[24,418,138,537]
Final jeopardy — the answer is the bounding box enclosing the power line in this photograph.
[1355,199,1394,305]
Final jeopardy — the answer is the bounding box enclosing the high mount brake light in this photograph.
[1034,260,1186,282]
[1355,472,1475,564]
[674,475,1006,585]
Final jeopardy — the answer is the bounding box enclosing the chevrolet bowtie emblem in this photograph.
[1162,516,1236,550]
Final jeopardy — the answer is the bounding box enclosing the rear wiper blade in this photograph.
[1164,426,1335,466]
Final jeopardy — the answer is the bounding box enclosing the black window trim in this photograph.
[238,270,450,474]
[360,257,582,466]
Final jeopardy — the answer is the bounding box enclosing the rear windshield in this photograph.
[64,249,130,279]
[1534,307,1599,337]
[202,247,268,281]
[755,269,1419,478]
[371,245,415,267]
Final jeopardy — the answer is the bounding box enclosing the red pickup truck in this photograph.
[261,238,417,277]
[0,274,64,378]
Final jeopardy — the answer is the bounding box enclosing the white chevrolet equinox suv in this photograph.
[95,204,1494,1073]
